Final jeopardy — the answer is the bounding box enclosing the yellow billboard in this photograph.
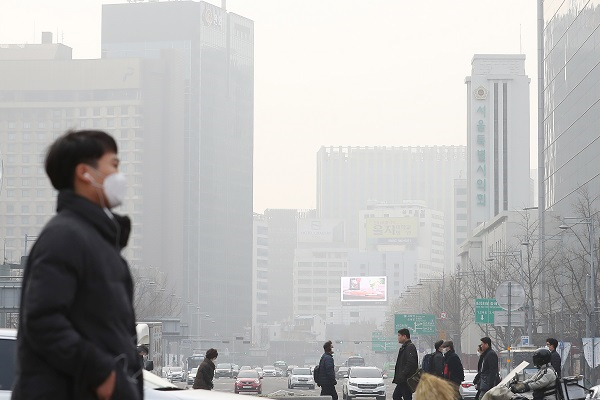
[366,217,418,244]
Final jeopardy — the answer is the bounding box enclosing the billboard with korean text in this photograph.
[365,217,418,245]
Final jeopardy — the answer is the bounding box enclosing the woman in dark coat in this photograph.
[193,348,218,390]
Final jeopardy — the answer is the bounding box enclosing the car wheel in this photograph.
[377,396,386,400]
[258,390,262,394]
[347,395,353,400]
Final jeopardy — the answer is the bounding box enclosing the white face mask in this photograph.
[86,168,127,208]
[441,348,448,355]
[103,172,127,208]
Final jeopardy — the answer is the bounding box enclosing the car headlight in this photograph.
[377,382,385,387]
[349,381,358,387]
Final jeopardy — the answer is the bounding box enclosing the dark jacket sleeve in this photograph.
[551,351,561,378]
[21,226,115,389]
[398,343,418,383]
[323,354,337,384]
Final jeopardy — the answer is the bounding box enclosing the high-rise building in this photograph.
[453,179,468,265]
[317,146,466,273]
[0,38,185,276]
[358,201,444,278]
[542,4,600,215]
[263,209,300,323]
[465,55,531,233]
[102,1,254,337]
[252,213,268,341]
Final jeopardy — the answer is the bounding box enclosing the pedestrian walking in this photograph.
[474,337,499,400]
[193,348,218,390]
[431,339,445,377]
[392,328,418,400]
[12,130,142,400]
[546,338,561,378]
[441,340,464,398]
[318,340,338,400]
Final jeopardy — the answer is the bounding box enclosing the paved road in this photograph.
[172,375,397,399]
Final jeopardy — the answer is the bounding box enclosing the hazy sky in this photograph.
[1,1,538,213]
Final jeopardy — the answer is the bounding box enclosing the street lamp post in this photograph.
[559,217,596,383]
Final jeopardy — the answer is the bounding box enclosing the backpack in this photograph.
[422,352,434,373]
[313,363,321,386]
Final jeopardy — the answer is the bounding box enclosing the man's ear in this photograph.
[75,164,93,183]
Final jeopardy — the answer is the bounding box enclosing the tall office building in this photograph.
[102,1,254,337]
[252,213,268,339]
[542,4,600,215]
[317,146,466,273]
[465,55,531,233]
[453,179,468,265]
[0,37,185,276]
[263,209,300,324]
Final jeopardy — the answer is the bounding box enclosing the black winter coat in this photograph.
[12,191,142,400]
[318,352,337,386]
[431,351,445,377]
[393,340,418,385]
[443,349,465,386]
[550,350,561,378]
[193,358,216,389]
[477,348,499,391]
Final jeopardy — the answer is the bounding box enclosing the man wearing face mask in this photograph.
[12,130,142,400]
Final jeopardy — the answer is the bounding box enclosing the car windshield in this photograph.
[217,363,231,368]
[293,368,311,376]
[350,368,381,378]
[238,371,259,378]
[264,365,275,370]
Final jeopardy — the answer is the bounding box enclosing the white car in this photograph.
[459,371,478,400]
[188,367,199,385]
[287,367,315,389]
[342,366,386,400]
[262,365,277,377]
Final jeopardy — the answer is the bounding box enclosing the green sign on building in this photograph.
[475,298,503,324]
[394,314,436,335]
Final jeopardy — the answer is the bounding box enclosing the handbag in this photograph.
[406,368,423,393]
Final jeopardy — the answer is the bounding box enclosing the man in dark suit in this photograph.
[392,328,418,400]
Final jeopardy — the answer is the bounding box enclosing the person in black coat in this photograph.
[193,348,218,390]
[393,328,418,400]
[431,339,445,377]
[441,340,465,388]
[546,338,562,378]
[12,130,142,400]
[318,340,338,400]
[475,337,499,399]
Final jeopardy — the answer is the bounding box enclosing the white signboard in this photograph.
[297,219,344,243]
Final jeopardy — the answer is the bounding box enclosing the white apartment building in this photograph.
[252,213,269,343]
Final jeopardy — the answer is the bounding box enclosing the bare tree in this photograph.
[131,266,181,321]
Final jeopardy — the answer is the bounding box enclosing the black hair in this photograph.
[434,339,444,351]
[45,130,118,190]
[480,337,492,347]
[398,328,410,338]
[206,348,218,359]
[546,338,558,348]
[441,340,454,350]
[323,340,333,351]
